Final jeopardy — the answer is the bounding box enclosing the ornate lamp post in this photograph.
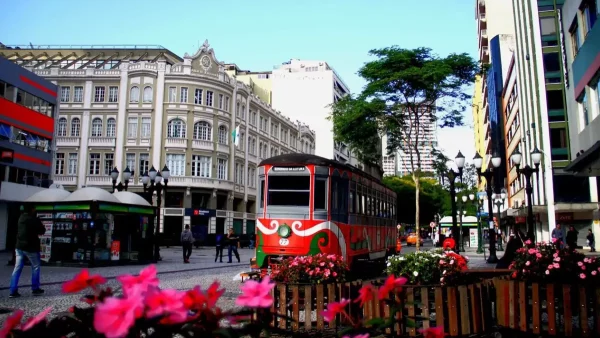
[476,192,485,254]
[510,148,542,242]
[473,152,503,264]
[141,165,171,262]
[110,167,119,192]
[492,188,507,250]
[110,167,132,192]
[444,151,465,253]
[122,166,132,191]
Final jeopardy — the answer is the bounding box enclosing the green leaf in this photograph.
[364,317,386,327]
[405,318,417,328]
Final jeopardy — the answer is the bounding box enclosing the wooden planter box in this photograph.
[270,278,497,337]
[494,278,600,337]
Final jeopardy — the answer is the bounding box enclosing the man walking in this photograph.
[215,233,224,263]
[9,204,46,298]
[181,224,194,263]
[226,228,240,263]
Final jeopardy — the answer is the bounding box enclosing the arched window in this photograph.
[143,86,153,103]
[129,86,140,103]
[218,125,228,145]
[57,117,67,137]
[167,118,186,138]
[106,118,116,137]
[193,121,212,141]
[70,118,80,137]
[91,118,103,137]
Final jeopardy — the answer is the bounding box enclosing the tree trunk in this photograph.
[413,173,420,252]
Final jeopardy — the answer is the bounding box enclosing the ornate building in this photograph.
[0,40,316,239]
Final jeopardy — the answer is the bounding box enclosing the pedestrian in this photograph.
[551,224,566,248]
[496,225,525,269]
[215,233,224,262]
[180,224,194,263]
[227,228,240,263]
[9,204,46,298]
[587,229,596,252]
[566,225,578,251]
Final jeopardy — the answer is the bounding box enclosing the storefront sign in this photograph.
[193,209,211,216]
[470,229,478,248]
[272,167,305,172]
[110,241,120,261]
[515,216,526,224]
[0,147,13,163]
[556,212,574,222]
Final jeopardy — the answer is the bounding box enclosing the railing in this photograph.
[56,137,80,147]
[52,175,77,185]
[165,138,187,148]
[85,176,112,185]
[192,140,213,150]
[167,176,234,190]
[88,137,116,147]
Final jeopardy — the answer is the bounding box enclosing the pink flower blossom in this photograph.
[21,307,52,331]
[0,310,23,338]
[548,265,553,270]
[545,270,550,275]
[525,240,532,245]
[378,275,407,300]
[342,334,370,338]
[145,289,187,323]
[419,326,446,338]
[323,299,350,322]
[236,275,275,308]
[94,295,144,338]
[592,271,597,276]
[578,261,584,267]
[117,265,160,296]
[525,261,531,266]
[553,263,560,268]
[580,273,586,279]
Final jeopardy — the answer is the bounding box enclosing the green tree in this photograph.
[330,47,478,251]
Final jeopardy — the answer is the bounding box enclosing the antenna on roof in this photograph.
[29,43,34,49]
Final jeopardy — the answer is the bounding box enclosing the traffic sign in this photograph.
[429,222,436,228]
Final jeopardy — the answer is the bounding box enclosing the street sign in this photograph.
[429,222,436,228]
[477,212,489,217]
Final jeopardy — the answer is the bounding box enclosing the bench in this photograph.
[240,271,261,282]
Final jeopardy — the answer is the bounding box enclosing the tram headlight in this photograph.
[278,224,292,238]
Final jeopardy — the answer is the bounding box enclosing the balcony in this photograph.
[52,175,77,186]
[167,176,234,191]
[235,149,245,158]
[192,140,213,151]
[479,13,486,22]
[85,176,112,186]
[480,46,490,63]
[165,138,187,148]
[56,137,80,147]
[88,137,116,148]
[480,29,488,39]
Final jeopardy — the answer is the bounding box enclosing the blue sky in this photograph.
[0,0,478,161]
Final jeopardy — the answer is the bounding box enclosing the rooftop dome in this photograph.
[62,187,120,203]
[113,191,152,206]
[25,188,71,202]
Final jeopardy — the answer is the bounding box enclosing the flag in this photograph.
[232,125,240,147]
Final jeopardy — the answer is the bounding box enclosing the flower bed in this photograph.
[385,248,472,286]
[270,253,349,284]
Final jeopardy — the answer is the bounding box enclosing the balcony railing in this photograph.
[480,29,488,38]
[88,137,116,147]
[85,176,112,186]
[167,176,235,191]
[56,137,80,147]
[165,138,187,148]
[52,175,77,185]
[192,140,213,151]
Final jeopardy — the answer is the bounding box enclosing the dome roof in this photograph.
[113,191,152,206]
[62,187,120,203]
[25,189,71,202]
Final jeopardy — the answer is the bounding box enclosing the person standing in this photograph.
[180,224,194,263]
[9,204,46,298]
[566,225,578,251]
[215,233,224,263]
[227,228,240,263]
[587,229,596,252]
[551,224,566,248]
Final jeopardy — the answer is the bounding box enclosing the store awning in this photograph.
[564,141,600,177]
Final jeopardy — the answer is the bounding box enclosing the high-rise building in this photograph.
[511,0,597,241]
[395,112,438,177]
[0,56,58,250]
[560,0,600,239]
[0,41,315,241]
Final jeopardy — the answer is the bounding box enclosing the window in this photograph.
[71,118,80,137]
[128,117,138,138]
[57,117,67,136]
[126,154,136,174]
[94,86,105,102]
[139,153,149,175]
[168,87,176,102]
[267,175,310,206]
[167,118,186,138]
[225,96,230,112]
[241,105,246,120]
[218,125,228,144]
[582,1,598,36]
[89,153,100,175]
[543,53,561,72]
[206,91,213,107]
[191,155,211,177]
[106,118,116,137]
[129,86,140,103]
[180,87,188,103]
[141,117,151,138]
[73,86,83,103]
[108,86,118,103]
[91,118,103,137]
[314,177,327,210]
[143,86,153,103]
[550,127,568,149]
[570,21,582,56]
[580,90,591,127]
[236,102,240,117]
[60,87,70,102]
[546,90,565,110]
[68,153,78,175]
[194,121,211,140]
[217,158,227,180]
[539,17,557,36]
[166,154,185,176]
[55,153,65,175]
[194,89,203,105]
[218,94,224,109]
[104,153,114,175]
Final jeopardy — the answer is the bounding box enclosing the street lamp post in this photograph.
[476,193,485,254]
[444,151,465,253]
[510,148,542,242]
[473,152,502,264]
[122,166,132,191]
[457,193,475,252]
[493,188,507,250]
[110,167,132,192]
[110,167,119,192]
[141,165,171,262]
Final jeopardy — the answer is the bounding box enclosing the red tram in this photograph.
[254,154,397,268]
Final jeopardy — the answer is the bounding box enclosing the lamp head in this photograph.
[511,149,522,166]
[478,193,485,201]
[500,188,507,200]
[469,193,475,201]
[531,147,542,165]
[148,166,157,180]
[461,195,468,203]
[491,193,497,200]
[455,151,466,169]
[141,172,150,185]
[123,166,132,181]
[473,152,483,169]
[154,172,163,184]
[110,167,119,181]
[491,152,502,168]
[161,165,171,180]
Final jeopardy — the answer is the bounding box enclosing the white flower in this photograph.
[387,262,391,267]
[443,270,447,275]
[449,260,455,265]
[413,271,419,277]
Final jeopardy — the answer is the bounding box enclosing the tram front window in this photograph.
[268,175,310,206]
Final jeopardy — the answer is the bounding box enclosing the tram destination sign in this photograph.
[272,166,305,172]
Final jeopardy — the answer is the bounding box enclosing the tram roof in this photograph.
[259,153,391,191]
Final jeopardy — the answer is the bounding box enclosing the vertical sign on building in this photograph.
[557,9,569,88]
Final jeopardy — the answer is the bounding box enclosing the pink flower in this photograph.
[354,285,374,307]
[117,265,160,296]
[236,276,275,308]
[592,271,597,276]
[145,289,187,322]
[94,295,144,338]
[525,240,532,245]
[536,253,542,258]
[378,275,407,300]
[525,261,531,266]
[342,334,370,338]
[545,270,550,275]
[0,310,23,338]
[554,257,561,262]
[578,261,584,267]
[62,269,107,294]
[323,299,350,322]
[21,307,52,331]
[553,263,560,268]
[580,273,586,279]
[439,259,445,265]
[548,264,553,270]
[419,326,446,338]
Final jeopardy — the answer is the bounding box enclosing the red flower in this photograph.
[182,286,208,310]
[145,289,187,322]
[322,299,350,322]
[378,275,407,300]
[354,285,374,307]
[419,326,445,338]
[21,307,52,331]
[205,281,225,308]
[0,310,23,338]
[62,269,107,293]
[117,265,159,296]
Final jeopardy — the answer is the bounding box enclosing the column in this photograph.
[244,97,250,204]
[229,82,238,182]
[152,61,167,168]
[77,80,94,188]
[114,63,129,168]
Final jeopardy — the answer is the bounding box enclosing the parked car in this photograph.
[406,233,424,246]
